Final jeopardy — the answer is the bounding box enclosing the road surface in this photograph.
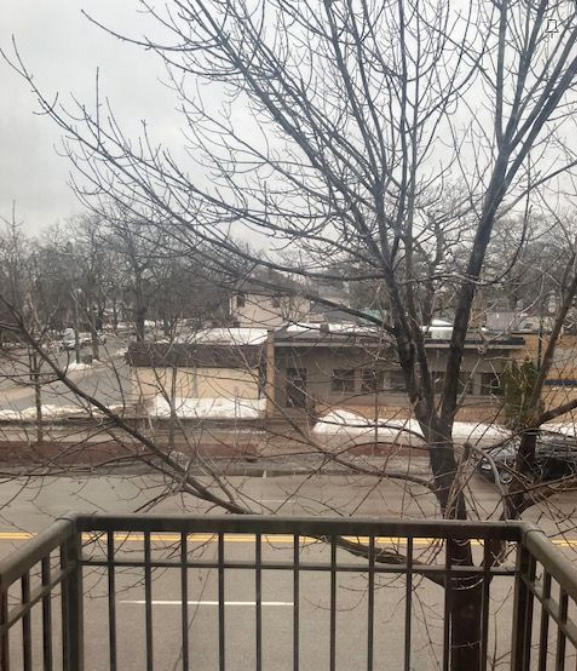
[0,336,131,412]
[1,472,575,670]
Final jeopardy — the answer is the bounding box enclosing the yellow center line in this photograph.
[2,531,577,548]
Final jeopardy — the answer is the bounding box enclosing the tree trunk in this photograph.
[134,270,147,342]
[29,349,43,444]
[449,576,483,670]
[90,304,100,361]
[424,436,484,670]
[135,305,146,342]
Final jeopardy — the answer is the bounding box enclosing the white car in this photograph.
[62,329,106,350]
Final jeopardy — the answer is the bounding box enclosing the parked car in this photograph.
[62,329,107,351]
[478,431,577,484]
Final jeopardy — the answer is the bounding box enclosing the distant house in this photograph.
[230,274,311,327]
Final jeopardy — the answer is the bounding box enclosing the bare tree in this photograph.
[6,0,577,666]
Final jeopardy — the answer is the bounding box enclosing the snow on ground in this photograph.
[0,405,89,420]
[0,402,130,421]
[451,421,510,444]
[151,396,266,419]
[67,362,93,371]
[314,410,511,446]
[542,422,577,437]
[313,411,424,443]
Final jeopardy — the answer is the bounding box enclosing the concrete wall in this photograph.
[131,367,261,405]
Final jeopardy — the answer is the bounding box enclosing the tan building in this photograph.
[231,290,311,328]
[230,271,311,327]
[516,334,577,414]
[127,341,265,409]
[270,325,525,422]
[126,325,527,424]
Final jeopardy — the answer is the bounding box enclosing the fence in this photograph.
[1,514,577,670]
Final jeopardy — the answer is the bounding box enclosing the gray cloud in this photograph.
[1,0,178,234]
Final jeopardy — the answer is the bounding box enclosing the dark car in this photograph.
[479,431,577,484]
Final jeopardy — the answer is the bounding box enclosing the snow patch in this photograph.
[0,405,89,420]
[151,396,266,419]
[314,411,510,446]
[67,362,93,371]
[173,328,269,346]
[283,322,378,336]
[541,422,577,437]
[451,422,510,444]
[313,411,424,443]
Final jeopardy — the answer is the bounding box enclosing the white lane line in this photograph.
[121,600,293,607]
[260,499,295,504]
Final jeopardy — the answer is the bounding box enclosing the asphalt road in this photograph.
[2,470,577,537]
[2,473,577,670]
[0,336,131,412]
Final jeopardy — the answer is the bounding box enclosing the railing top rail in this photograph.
[0,515,76,588]
[521,523,577,603]
[74,513,524,541]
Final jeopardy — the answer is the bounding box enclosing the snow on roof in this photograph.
[174,328,269,346]
[151,396,266,419]
[285,322,355,332]
[282,322,382,336]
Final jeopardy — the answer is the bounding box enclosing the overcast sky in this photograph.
[1,1,180,235]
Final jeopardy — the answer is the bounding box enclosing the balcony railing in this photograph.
[1,514,577,670]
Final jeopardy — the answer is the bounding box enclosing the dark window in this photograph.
[458,372,474,395]
[433,373,445,394]
[361,369,385,393]
[236,293,246,308]
[331,369,356,393]
[481,372,503,396]
[286,367,307,408]
[271,296,281,308]
[387,371,407,392]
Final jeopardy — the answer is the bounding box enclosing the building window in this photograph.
[387,371,407,392]
[286,367,307,408]
[458,373,474,395]
[481,372,503,396]
[433,372,445,394]
[361,369,385,393]
[271,296,281,308]
[331,369,355,393]
[236,292,246,308]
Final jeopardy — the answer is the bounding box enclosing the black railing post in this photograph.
[61,530,84,671]
[511,543,534,671]
[0,584,9,671]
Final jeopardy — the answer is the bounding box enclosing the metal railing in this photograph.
[1,514,577,670]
